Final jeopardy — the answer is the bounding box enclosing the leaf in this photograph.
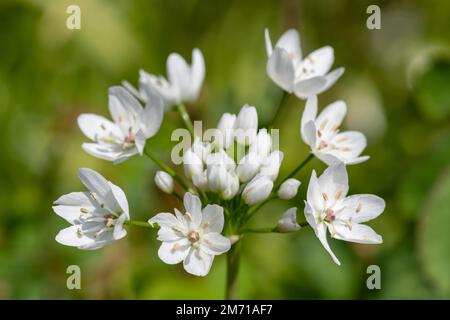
[418,165,450,297]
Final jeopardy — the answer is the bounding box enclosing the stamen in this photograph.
[80,208,89,214]
[322,193,329,201]
[356,203,362,213]
[185,212,193,221]
[335,191,342,200]
[319,119,328,131]
[100,124,106,130]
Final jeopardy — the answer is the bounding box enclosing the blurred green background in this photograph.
[1,0,449,299]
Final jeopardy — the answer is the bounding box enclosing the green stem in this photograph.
[124,220,152,229]
[245,194,276,222]
[269,90,289,129]
[275,153,314,189]
[241,227,276,234]
[176,103,195,137]
[226,241,241,300]
[144,145,190,191]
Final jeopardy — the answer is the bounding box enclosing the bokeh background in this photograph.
[0,0,449,299]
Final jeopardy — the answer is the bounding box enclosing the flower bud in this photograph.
[236,153,261,182]
[215,113,236,149]
[249,129,272,158]
[192,170,208,191]
[192,139,211,163]
[221,173,240,200]
[277,207,301,232]
[183,149,203,179]
[259,150,284,181]
[235,104,258,145]
[154,171,174,194]
[242,175,273,205]
[207,163,228,192]
[277,178,301,200]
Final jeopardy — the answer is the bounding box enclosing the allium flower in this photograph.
[277,207,301,233]
[301,96,369,166]
[138,49,205,109]
[154,171,174,194]
[304,164,385,265]
[148,193,231,276]
[53,168,130,250]
[78,86,164,164]
[242,174,274,205]
[265,28,344,99]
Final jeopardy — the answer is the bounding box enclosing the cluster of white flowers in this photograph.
[53,27,385,280]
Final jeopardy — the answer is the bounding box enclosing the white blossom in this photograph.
[304,164,385,265]
[301,95,369,166]
[53,168,130,250]
[265,28,344,99]
[242,175,274,205]
[154,171,174,194]
[149,193,231,276]
[78,86,163,164]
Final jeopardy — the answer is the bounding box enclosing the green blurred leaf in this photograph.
[418,165,450,298]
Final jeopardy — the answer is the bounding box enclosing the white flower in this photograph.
[242,175,274,205]
[277,207,301,233]
[183,148,203,179]
[265,28,344,99]
[139,48,205,109]
[78,86,164,164]
[277,178,301,200]
[249,128,272,159]
[236,152,261,183]
[53,168,130,250]
[304,164,385,265]
[155,171,174,194]
[301,96,369,166]
[234,104,258,145]
[148,193,231,276]
[221,172,240,200]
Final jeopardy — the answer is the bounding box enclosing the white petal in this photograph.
[108,86,143,133]
[266,47,295,92]
[302,121,317,147]
[183,192,202,227]
[167,52,191,100]
[53,192,96,224]
[293,76,327,99]
[301,96,318,142]
[332,223,382,244]
[148,212,181,228]
[306,170,324,212]
[190,48,205,101]
[77,114,123,142]
[113,213,128,240]
[316,67,345,94]
[317,164,349,207]
[201,233,231,255]
[201,205,224,233]
[315,100,347,134]
[330,131,367,163]
[55,225,95,248]
[275,29,302,63]
[302,46,334,76]
[81,143,134,163]
[108,181,129,217]
[156,226,184,241]
[304,201,318,233]
[316,223,341,265]
[340,194,385,223]
[264,28,273,57]
[158,239,190,264]
[313,151,342,166]
[183,248,214,277]
[139,97,164,138]
[345,155,370,165]
[77,168,122,213]
[134,130,147,155]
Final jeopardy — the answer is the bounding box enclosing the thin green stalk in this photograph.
[176,103,195,137]
[124,220,152,229]
[226,241,241,300]
[241,227,276,234]
[144,145,190,191]
[269,90,289,130]
[275,153,314,189]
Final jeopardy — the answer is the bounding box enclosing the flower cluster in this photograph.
[52,27,385,284]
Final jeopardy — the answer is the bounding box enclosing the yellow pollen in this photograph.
[335,191,342,200]
[322,193,329,201]
[356,203,362,213]
[80,208,89,214]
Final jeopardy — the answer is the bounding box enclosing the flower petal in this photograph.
[183,192,202,227]
[330,131,367,163]
[53,192,96,224]
[140,95,164,138]
[158,239,190,264]
[316,223,341,265]
[339,194,385,223]
[315,100,347,135]
[201,232,231,255]
[307,170,324,212]
[317,164,349,207]
[332,223,382,244]
[275,29,302,63]
[167,52,191,100]
[77,114,123,142]
[301,95,318,142]
[293,76,327,99]
[190,48,205,101]
[301,46,334,76]
[148,212,181,228]
[113,213,128,240]
[266,47,295,92]
[183,247,214,276]
[108,86,143,134]
[55,225,95,248]
[201,204,224,233]
[108,182,129,217]
[264,28,273,57]
[317,67,345,94]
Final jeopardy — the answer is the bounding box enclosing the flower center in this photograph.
[124,127,135,144]
[323,209,335,223]
[187,230,200,243]
[104,214,115,228]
